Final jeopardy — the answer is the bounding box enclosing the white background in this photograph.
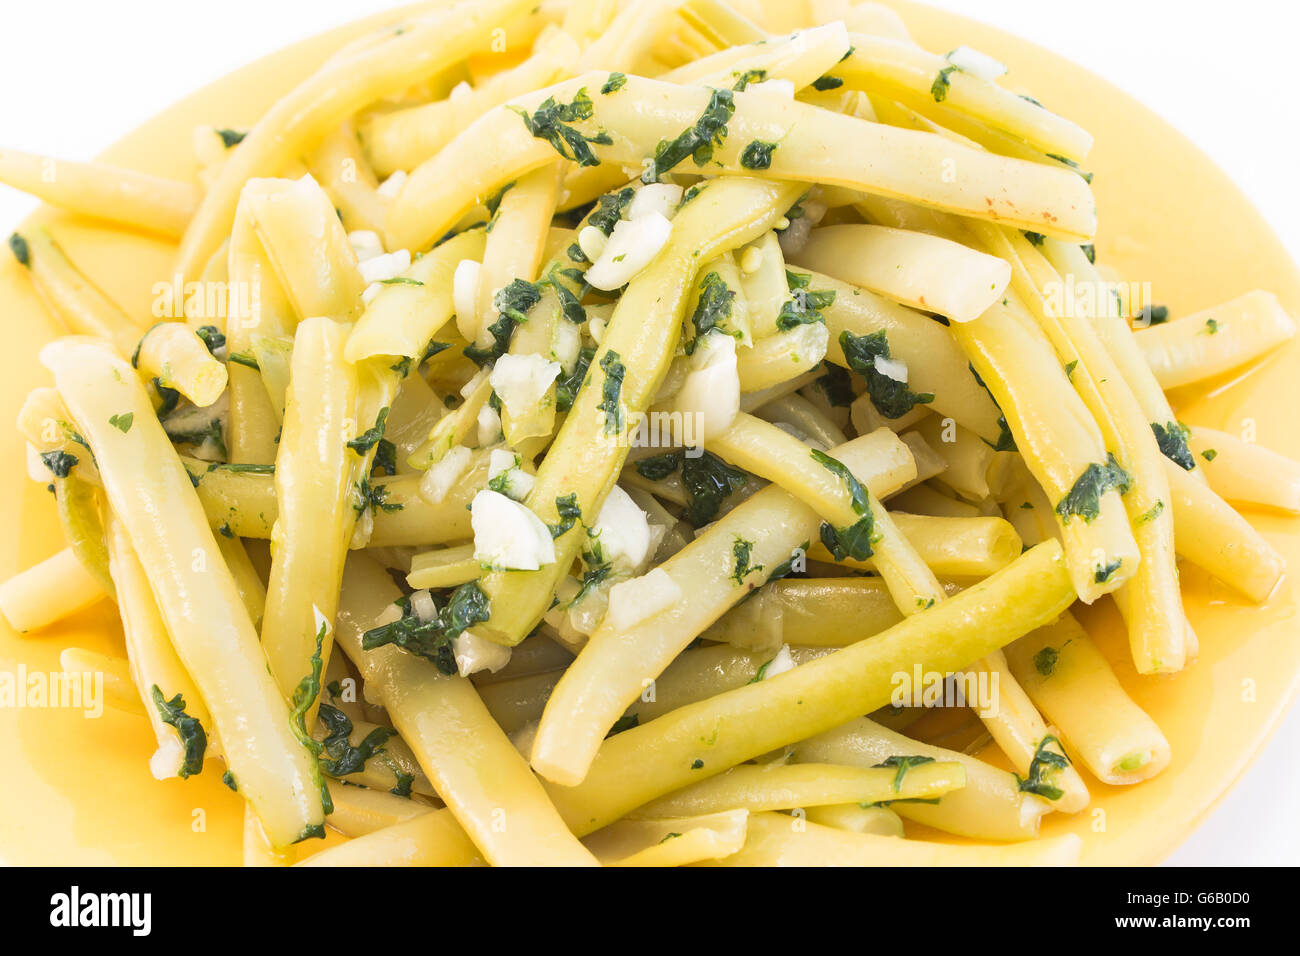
[0,0,1296,865]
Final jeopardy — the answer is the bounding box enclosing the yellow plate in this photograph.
[0,2,1296,865]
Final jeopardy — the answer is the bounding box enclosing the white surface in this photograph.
[0,0,1296,865]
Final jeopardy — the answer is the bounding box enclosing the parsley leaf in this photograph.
[740,139,778,170]
[597,350,626,434]
[588,187,635,235]
[639,450,750,526]
[510,88,611,167]
[1151,421,1195,471]
[1055,453,1133,524]
[776,281,834,331]
[839,330,934,418]
[680,451,748,526]
[730,536,764,585]
[873,754,935,792]
[150,685,207,778]
[930,65,956,101]
[816,362,856,407]
[548,493,583,538]
[39,450,78,478]
[8,232,31,266]
[361,583,490,673]
[348,406,390,455]
[317,703,396,778]
[463,278,541,366]
[642,88,735,182]
[731,69,766,91]
[686,271,736,353]
[288,619,333,822]
[556,346,595,413]
[195,325,226,353]
[1016,735,1069,801]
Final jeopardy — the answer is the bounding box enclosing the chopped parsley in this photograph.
[809,450,877,559]
[39,450,78,478]
[1137,499,1165,524]
[372,439,398,477]
[556,346,595,413]
[1033,646,1059,677]
[816,361,856,407]
[152,379,180,417]
[227,351,260,370]
[354,477,403,515]
[361,583,490,673]
[150,685,207,778]
[776,279,835,331]
[216,128,246,148]
[873,754,935,792]
[540,264,587,325]
[510,88,611,167]
[1151,421,1194,470]
[730,536,764,585]
[680,451,748,526]
[840,330,934,418]
[969,364,1017,452]
[930,65,957,101]
[1055,453,1133,523]
[163,413,226,457]
[588,187,635,235]
[569,565,610,608]
[686,271,736,353]
[635,450,748,526]
[600,72,626,94]
[8,232,30,266]
[317,702,396,778]
[1094,557,1122,584]
[108,412,134,433]
[597,350,626,434]
[1133,303,1169,326]
[1022,230,1046,246]
[463,278,541,365]
[1204,318,1220,334]
[739,139,778,170]
[811,74,844,91]
[484,180,515,220]
[548,493,583,538]
[731,69,766,91]
[195,325,226,352]
[633,451,681,482]
[1017,735,1069,801]
[288,619,333,822]
[1201,448,1218,462]
[392,339,451,377]
[348,406,390,455]
[642,88,735,183]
